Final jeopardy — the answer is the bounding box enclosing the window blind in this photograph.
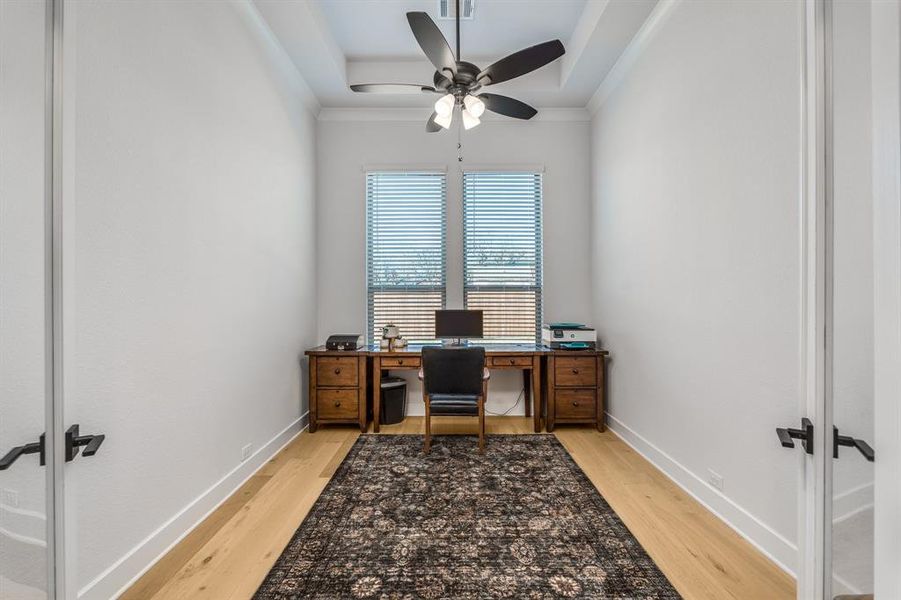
[463,171,543,343]
[367,172,446,343]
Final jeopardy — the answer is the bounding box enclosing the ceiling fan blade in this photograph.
[350,83,437,94]
[478,93,538,120]
[477,40,565,86]
[407,12,457,77]
[426,112,443,132]
[433,71,453,90]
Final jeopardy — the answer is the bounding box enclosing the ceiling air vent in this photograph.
[438,0,474,20]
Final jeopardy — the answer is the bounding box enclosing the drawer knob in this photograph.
[334,368,341,374]
[572,401,579,406]
[398,359,404,365]
[334,401,341,407]
[509,359,515,365]
[572,368,579,374]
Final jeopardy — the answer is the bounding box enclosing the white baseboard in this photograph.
[605,413,798,577]
[78,411,309,600]
[833,481,874,524]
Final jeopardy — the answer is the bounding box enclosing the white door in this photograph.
[828,1,877,596]
[0,1,57,597]
[815,0,900,597]
[790,1,899,598]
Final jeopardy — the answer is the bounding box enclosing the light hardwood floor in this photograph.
[122,418,795,600]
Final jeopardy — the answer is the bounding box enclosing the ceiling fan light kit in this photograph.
[350,0,565,133]
[463,94,485,118]
[461,108,480,130]
[434,111,453,130]
[434,93,455,117]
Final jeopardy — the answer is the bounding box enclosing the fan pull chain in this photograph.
[457,117,463,163]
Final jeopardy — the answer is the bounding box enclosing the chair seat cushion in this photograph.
[429,394,479,416]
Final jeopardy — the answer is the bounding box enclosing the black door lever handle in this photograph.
[776,428,797,448]
[853,438,875,462]
[82,434,105,457]
[0,446,28,470]
[776,418,814,454]
[0,434,46,471]
[65,425,106,462]
[833,426,875,462]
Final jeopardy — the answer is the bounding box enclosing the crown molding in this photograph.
[317,107,591,123]
[244,0,321,114]
[587,0,681,115]
[562,0,612,85]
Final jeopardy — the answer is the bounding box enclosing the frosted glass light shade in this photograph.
[434,111,453,129]
[463,95,485,118]
[434,94,455,117]
[461,108,480,130]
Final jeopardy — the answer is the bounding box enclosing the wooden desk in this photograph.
[304,345,608,434]
[370,344,544,433]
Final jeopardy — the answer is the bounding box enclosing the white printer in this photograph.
[542,323,597,350]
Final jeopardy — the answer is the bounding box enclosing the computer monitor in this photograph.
[435,310,483,345]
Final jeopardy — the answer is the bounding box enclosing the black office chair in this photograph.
[418,347,490,454]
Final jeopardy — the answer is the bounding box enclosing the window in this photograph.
[463,171,543,343]
[367,172,446,343]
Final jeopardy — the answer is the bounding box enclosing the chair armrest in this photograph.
[418,368,424,381]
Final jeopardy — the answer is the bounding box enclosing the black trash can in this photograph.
[380,376,408,425]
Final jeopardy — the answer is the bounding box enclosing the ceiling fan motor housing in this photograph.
[436,61,483,103]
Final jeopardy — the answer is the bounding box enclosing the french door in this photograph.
[793,0,900,598]
[0,0,61,598]
[2,2,108,598]
[827,3,876,597]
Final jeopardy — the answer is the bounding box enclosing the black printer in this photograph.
[325,334,364,351]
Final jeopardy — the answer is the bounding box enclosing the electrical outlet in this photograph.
[241,444,252,462]
[1,488,19,509]
[707,469,724,491]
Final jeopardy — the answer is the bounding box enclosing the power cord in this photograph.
[485,388,525,416]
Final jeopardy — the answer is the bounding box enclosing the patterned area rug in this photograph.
[254,434,681,599]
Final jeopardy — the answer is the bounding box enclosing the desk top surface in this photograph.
[306,344,607,356]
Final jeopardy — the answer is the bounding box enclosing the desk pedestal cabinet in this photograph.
[308,353,367,433]
[546,354,605,432]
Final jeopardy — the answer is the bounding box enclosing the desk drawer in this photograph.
[380,356,420,369]
[316,357,358,387]
[317,388,359,419]
[554,357,596,387]
[555,388,596,420]
[490,356,533,368]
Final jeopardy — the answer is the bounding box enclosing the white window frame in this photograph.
[462,170,544,344]
[365,170,447,344]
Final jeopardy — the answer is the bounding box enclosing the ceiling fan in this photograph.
[349,0,565,132]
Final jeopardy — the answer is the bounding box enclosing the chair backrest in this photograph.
[421,347,485,396]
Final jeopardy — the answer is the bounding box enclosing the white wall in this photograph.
[589,0,803,572]
[61,2,318,598]
[316,115,592,414]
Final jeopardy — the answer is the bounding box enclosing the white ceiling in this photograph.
[313,0,587,61]
[253,0,659,111]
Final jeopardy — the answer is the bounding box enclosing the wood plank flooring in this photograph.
[121,418,795,600]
